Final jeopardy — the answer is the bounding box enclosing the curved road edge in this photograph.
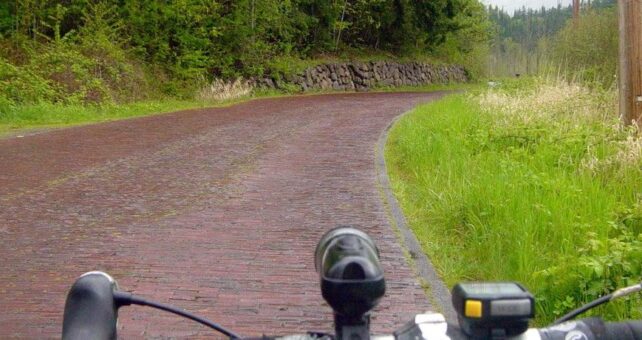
[375,99,458,322]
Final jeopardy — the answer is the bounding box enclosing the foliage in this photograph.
[0,0,483,128]
[539,222,642,320]
[386,78,642,324]
[486,3,573,77]
[1,1,487,81]
[486,0,617,79]
[550,7,618,87]
[0,3,11,37]
[0,56,54,106]
[0,2,149,107]
[434,0,491,79]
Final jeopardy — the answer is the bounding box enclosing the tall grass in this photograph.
[386,78,642,324]
[196,78,254,102]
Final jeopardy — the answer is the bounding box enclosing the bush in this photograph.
[0,40,153,106]
[0,56,55,104]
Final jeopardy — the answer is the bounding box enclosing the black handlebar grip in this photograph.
[603,321,642,340]
[62,272,119,340]
[539,318,642,340]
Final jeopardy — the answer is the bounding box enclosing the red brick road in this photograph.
[0,92,445,338]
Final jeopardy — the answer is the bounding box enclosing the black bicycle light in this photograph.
[315,227,385,339]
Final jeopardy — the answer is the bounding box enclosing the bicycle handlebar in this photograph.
[61,272,119,340]
[535,317,642,340]
[60,271,642,340]
[60,228,640,340]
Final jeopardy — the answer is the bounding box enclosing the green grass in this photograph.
[0,90,286,136]
[0,99,198,133]
[386,79,642,324]
[372,82,481,93]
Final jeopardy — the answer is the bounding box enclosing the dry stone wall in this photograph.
[252,61,467,92]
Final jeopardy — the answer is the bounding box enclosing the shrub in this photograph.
[0,56,55,104]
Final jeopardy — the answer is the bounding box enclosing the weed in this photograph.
[196,78,254,103]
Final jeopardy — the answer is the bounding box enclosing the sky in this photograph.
[481,0,573,14]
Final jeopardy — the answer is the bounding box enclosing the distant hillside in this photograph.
[486,0,616,77]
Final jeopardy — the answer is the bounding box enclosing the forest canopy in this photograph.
[0,1,489,84]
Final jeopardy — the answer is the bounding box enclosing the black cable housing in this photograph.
[553,282,642,325]
[552,294,612,325]
[114,291,241,339]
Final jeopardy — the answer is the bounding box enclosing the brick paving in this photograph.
[0,92,446,338]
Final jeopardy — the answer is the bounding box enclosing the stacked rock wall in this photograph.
[252,61,467,91]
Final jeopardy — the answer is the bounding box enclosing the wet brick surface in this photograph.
[0,92,446,338]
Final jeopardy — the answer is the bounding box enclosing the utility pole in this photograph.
[618,0,642,126]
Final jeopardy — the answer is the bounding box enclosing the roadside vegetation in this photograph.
[0,1,489,133]
[0,82,471,136]
[386,78,642,324]
[0,98,240,135]
[386,0,641,324]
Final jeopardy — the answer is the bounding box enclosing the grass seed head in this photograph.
[197,78,254,102]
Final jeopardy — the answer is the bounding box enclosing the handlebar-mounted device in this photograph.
[452,282,535,338]
[315,227,386,340]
